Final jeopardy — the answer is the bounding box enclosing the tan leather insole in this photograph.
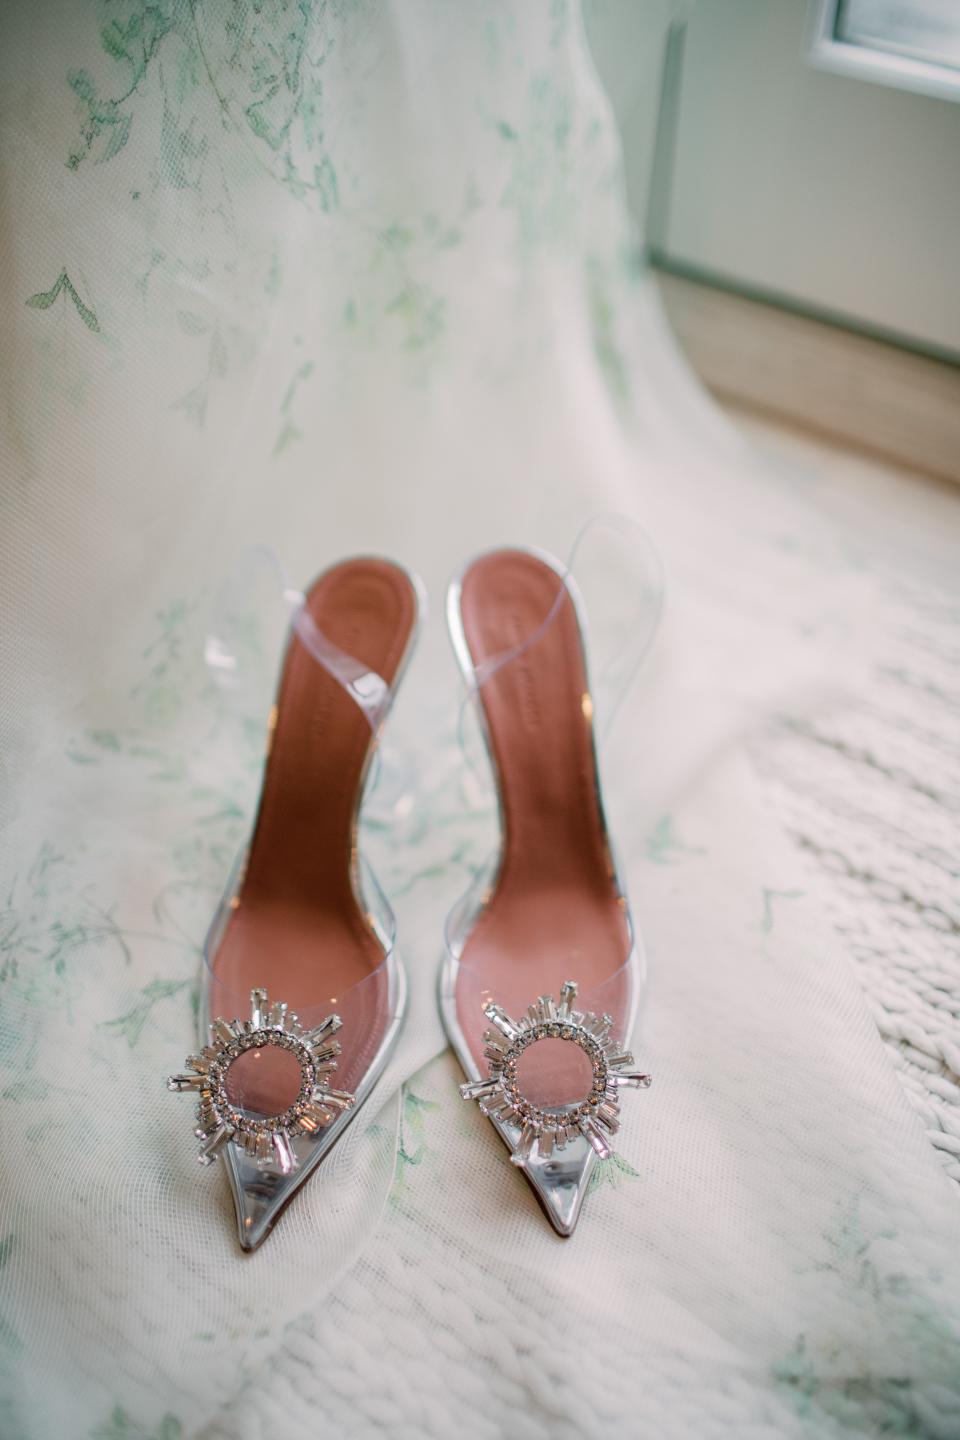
[455,550,631,1101]
[212,557,417,1104]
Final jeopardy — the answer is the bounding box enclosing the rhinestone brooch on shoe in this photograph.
[459,979,651,1167]
[167,987,355,1175]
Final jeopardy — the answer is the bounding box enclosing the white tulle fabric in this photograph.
[0,3,958,1438]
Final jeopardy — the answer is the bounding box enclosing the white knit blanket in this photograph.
[748,421,960,1188]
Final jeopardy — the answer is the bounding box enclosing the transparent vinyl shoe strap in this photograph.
[455,513,664,788]
[205,544,413,814]
[205,544,391,731]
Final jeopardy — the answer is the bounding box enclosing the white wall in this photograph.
[660,0,960,356]
[588,0,960,359]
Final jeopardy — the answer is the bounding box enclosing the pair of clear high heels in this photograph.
[168,546,652,1251]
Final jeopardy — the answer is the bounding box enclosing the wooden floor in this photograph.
[656,270,960,487]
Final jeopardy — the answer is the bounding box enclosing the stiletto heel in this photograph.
[168,555,422,1251]
[440,546,651,1235]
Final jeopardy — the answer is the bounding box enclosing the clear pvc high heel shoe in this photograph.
[167,555,423,1251]
[440,543,653,1236]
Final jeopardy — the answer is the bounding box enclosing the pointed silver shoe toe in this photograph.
[452,980,651,1237]
[221,1066,386,1252]
[170,960,406,1251]
[500,1131,596,1237]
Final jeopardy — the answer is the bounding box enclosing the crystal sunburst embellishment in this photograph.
[167,987,355,1175]
[459,979,651,1168]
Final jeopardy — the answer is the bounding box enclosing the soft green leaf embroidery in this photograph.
[587,257,628,404]
[172,326,230,427]
[99,23,132,63]
[773,1332,921,1428]
[25,271,100,333]
[313,155,339,213]
[264,251,282,299]
[130,597,195,722]
[384,285,446,352]
[220,8,342,205]
[101,112,132,162]
[67,6,177,170]
[390,1084,442,1210]
[773,1335,819,1413]
[244,101,286,150]
[774,1195,956,1427]
[273,360,314,456]
[29,843,67,903]
[90,730,122,751]
[587,1152,640,1194]
[177,310,209,336]
[398,1088,440,1168]
[3,1078,51,1104]
[645,815,706,865]
[48,902,136,972]
[381,223,414,252]
[761,887,804,933]
[90,1405,182,1440]
[171,384,207,427]
[67,67,98,107]
[99,978,190,1047]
